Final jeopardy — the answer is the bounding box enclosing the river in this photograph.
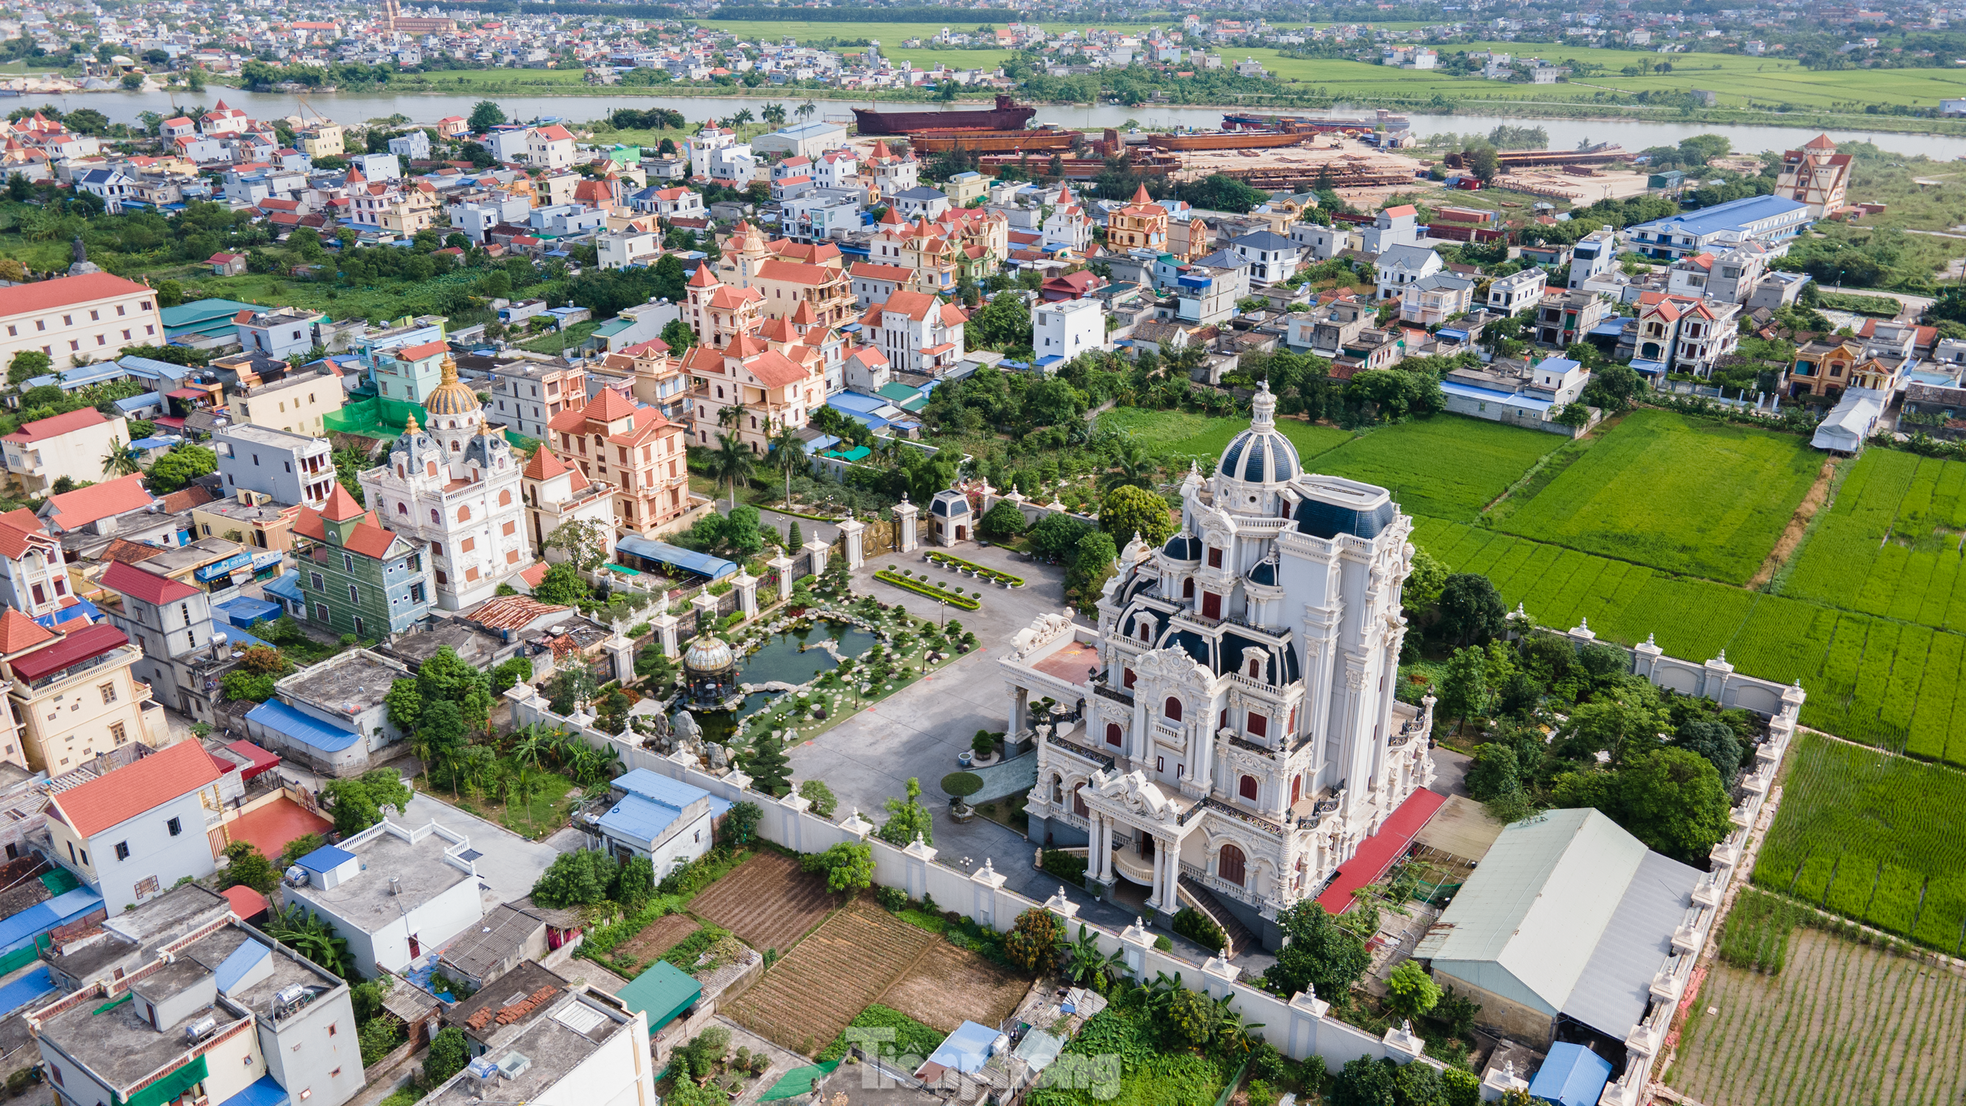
[24,85,1966,159]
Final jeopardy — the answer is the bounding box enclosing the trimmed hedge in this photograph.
[924,550,1025,587]
[875,570,981,610]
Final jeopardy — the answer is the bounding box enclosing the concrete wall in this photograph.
[259,984,366,1106]
[508,685,1440,1082]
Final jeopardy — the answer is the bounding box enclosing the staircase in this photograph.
[1176,875,1260,959]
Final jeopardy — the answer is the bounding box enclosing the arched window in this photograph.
[429,509,441,525]
[1138,621,1151,642]
[457,506,471,522]
[1073,787,1089,818]
[1106,723,1122,747]
[396,503,408,515]
[450,441,460,452]
[1164,696,1182,722]
[426,461,438,477]
[1239,775,1258,802]
[498,489,512,506]
[1218,843,1246,886]
[1051,776,1063,804]
[1183,577,1195,599]
[1123,668,1136,689]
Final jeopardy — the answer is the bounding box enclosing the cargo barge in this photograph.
[851,94,1037,136]
[907,128,1078,153]
[1147,130,1310,151]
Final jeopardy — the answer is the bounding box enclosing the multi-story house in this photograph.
[283,821,486,977]
[1774,134,1852,219]
[45,740,223,908]
[30,889,366,1106]
[1374,245,1443,301]
[420,974,653,1106]
[545,390,690,536]
[597,228,661,271]
[1287,299,1370,357]
[1624,293,1696,372]
[1670,298,1742,377]
[607,340,691,422]
[0,513,73,626]
[861,138,919,198]
[1534,289,1612,348]
[813,149,859,189]
[866,210,961,296]
[214,425,337,508]
[718,225,859,329]
[489,359,587,444]
[0,408,129,498]
[681,315,828,456]
[0,610,161,774]
[1034,298,1105,369]
[1042,197,1092,253]
[1106,185,1167,253]
[1358,203,1420,255]
[235,306,329,361]
[1167,214,1213,263]
[1789,337,1868,398]
[292,486,431,638]
[359,361,529,610]
[1399,272,1477,327]
[1567,226,1617,290]
[683,263,766,350]
[97,560,228,722]
[1005,386,1435,948]
[375,337,450,405]
[525,124,577,171]
[1486,268,1548,314]
[0,271,163,371]
[1228,231,1302,287]
[1167,250,1250,326]
[862,290,967,376]
[1626,194,1810,261]
[225,366,343,437]
[523,445,618,561]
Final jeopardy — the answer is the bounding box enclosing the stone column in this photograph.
[894,497,919,553]
[969,857,1008,929]
[902,833,937,902]
[768,555,795,602]
[605,630,635,689]
[733,572,759,622]
[775,788,812,852]
[1007,685,1028,737]
[1119,917,1155,979]
[653,612,681,659]
[838,518,866,571]
[1199,956,1241,1000]
[805,538,830,578]
[691,591,718,634]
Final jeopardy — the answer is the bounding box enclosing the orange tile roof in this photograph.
[52,740,224,837]
[523,447,568,480]
[0,609,55,654]
[0,272,152,317]
[2,407,108,444]
[320,484,364,522]
[41,474,154,531]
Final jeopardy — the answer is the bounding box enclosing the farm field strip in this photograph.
[1781,449,1966,635]
[723,900,938,1053]
[1493,410,1821,585]
[1311,416,1562,524]
[686,852,838,955]
[1751,732,1966,954]
[1667,927,1966,1106]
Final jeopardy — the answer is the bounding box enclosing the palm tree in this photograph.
[731,108,754,128]
[718,400,749,433]
[709,431,757,511]
[461,745,496,800]
[101,436,139,478]
[766,423,807,505]
[511,722,561,771]
[796,101,817,124]
[1099,435,1158,493]
[762,103,786,128]
[509,767,541,834]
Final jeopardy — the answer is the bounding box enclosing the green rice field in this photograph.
[1313,416,1562,524]
[1493,410,1822,585]
[1751,731,1966,955]
[1097,409,1352,464]
[1779,449,1966,634]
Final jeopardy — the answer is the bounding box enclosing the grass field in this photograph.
[1314,416,1561,523]
[1750,732,1966,953]
[1666,924,1966,1106]
[1493,410,1821,585]
[1780,449,1966,634]
[1097,409,1352,462]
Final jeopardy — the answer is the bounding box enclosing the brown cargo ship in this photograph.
[851,94,1037,136]
[908,128,1078,153]
[1146,130,1310,152]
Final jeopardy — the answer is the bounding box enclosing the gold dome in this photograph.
[423,352,482,417]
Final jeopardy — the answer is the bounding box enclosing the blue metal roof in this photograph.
[0,965,53,1018]
[216,596,284,629]
[0,887,104,955]
[1528,1043,1613,1106]
[295,844,357,874]
[213,938,271,994]
[217,1074,290,1106]
[263,571,304,603]
[598,794,687,843]
[1629,194,1807,238]
[1441,379,1554,413]
[599,770,731,844]
[925,1021,1000,1075]
[247,700,363,754]
[33,597,98,631]
[612,536,737,580]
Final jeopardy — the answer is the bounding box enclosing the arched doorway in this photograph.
[1218,843,1246,886]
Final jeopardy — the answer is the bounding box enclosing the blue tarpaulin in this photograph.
[216,596,284,629]
[246,700,362,754]
[612,536,737,580]
[33,598,98,631]
[1528,1043,1613,1106]
[0,965,55,1017]
[0,886,105,955]
[216,1075,289,1106]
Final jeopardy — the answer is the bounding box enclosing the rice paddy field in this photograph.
[1665,924,1966,1106]
[1492,410,1822,585]
[1751,732,1966,954]
[1098,408,1352,463]
[1312,416,1562,524]
[1779,449,1966,634]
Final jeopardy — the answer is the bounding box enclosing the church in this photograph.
[1005,384,1437,949]
[358,353,530,610]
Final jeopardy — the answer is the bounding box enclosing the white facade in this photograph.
[527,125,577,171]
[284,820,485,978]
[0,272,163,370]
[1007,384,1435,947]
[598,229,661,270]
[1034,297,1104,368]
[1486,268,1548,314]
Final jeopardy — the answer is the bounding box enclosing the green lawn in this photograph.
[1314,416,1561,524]
[1492,409,1820,585]
[1751,731,1966,954]
[1097,408,1351,463]
[519,319,603,354]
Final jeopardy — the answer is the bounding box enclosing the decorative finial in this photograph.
[440,352,459,384]
[405,411,420,433]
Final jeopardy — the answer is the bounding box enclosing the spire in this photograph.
[686,263,719,288]
[440,351,458,386]
[1132,183,1152,204]
[405,411,420,433]
[1251,379,1276,432]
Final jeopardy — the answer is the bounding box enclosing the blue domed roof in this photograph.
[1249,559,1279,587]
[1162,531,1200,561]
[1293,497,1397,541]
[1219,426,1299,486]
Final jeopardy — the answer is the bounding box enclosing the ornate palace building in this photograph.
[1003,385,1436,950]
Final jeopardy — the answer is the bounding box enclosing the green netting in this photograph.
[758,1060,839,1101]
[119,1054,207,1106]
[40,868,80,895]
[0,934,48,975]
[323,397,432,440]
[93,992,134,1016]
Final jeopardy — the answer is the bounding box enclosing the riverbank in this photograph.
[174,76,1966,139]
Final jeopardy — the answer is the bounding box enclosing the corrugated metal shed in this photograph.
[1415,808,1698,1037]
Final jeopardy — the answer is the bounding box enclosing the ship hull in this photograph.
[908,129,1075,153]
[852,99,1036,136]
[1147,131,1309,151]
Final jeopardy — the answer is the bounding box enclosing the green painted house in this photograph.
[293,484,431,638]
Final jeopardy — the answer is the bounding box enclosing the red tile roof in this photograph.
[50,740,224,837]
[0,272,152,317]
[2,407,108,444]
[41,475,154,530]
[101,560,200,605]
[320,484,364,522]
[0,519,48,560]
[396,339,448,362]
[10,623,128,686]
[0,609,55,655]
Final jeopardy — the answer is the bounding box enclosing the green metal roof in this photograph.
[615,960,701,1031]
[591,318,634,337]
[875,382,922,404]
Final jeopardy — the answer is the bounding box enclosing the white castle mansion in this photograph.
[1003,384,1437,950]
